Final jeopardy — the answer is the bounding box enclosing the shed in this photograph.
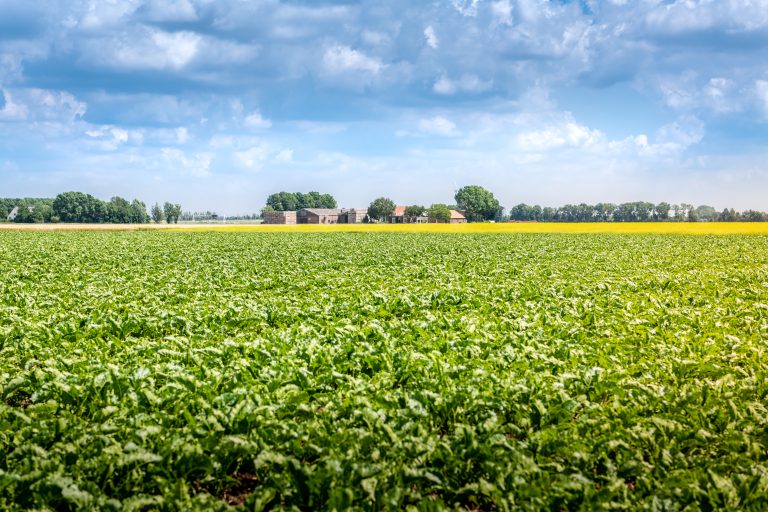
[297,208,342,224]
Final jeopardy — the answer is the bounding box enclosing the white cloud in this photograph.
[491,0,513,25]
[424,26,439,49]
[143,0,198,22]
[323,44,385,74]
[234,144,269,171]
[756,80,768,114]
[80,0,142,29]
[176,127,188,144]
[244,111,272,129]
[418,116,460,137]
[32,90,87,121]
[0,89,28,120]
[361,30,390,47]
[110,29,201,70]
[0,88,86,123]
[433,74,492,95]
[161,147,213,177]
[85,125,131,150]
[655,116,704,149]
[275,149,294,163]
[451,0,481,17]
[516,120,602,151]
[644,0,768,34]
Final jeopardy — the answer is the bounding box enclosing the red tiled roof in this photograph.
[392,206,406,217]
[450,209,465,219]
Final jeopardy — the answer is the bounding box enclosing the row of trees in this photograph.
[150,203,182,224]
[1,193,183,224]
[507,202,768,222]
[264,191,337,212]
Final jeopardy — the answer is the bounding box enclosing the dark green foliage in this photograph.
[265,192,337,211]
[426,203,451,222]
[509,202,768,222]
[163,202,182,224]
[454,185,502,222]
[403,205,425,221]
[50,192,149,223]
[2,232,768,510]
[367,197,396,222]
[0,198,55,223]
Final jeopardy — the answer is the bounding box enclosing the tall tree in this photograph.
[403,205,425,222]
[427,203,452,223]
[367,197,396,222]
[163,202,182,224]
[151,203,165,223]
[130,200,150,223]
[454,185,501,222]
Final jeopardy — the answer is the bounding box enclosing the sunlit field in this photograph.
[3,230,768,510]
[3,222,768,234]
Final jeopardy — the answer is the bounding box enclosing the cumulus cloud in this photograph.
[244,111,272,129]
[0,88,86,123]
[323,45,385,74]
[451,0,481,17]
[491,0,513,25]
[104,29,201,70]
[3,0,768,213]
[0,89,28,120]
[234,144,269,171]
[424,26,439,49]
[142,0,198,22]
[756,80,768,115]
[515,120,602,151]
[161,147,213,177]
[85,125,131,151]
[418,116,460,137]
[433,74,492,95]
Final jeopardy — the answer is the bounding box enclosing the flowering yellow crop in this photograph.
[181,222,768,235]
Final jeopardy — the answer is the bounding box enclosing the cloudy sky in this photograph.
[1,0,768,214]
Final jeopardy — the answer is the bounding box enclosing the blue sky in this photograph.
[1,0,768,214]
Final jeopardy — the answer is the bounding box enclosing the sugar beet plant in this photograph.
[1,232,768,511]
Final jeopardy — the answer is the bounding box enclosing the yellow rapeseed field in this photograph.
[3,222,768,234]
[181,222,768,234]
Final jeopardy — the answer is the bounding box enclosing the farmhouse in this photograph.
[7,206,19,221]
[449,210,467,223]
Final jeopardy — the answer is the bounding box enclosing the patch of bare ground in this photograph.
[221,472,260,506]
[5,391,31,409]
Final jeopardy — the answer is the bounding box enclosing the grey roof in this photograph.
[299,208,342,215]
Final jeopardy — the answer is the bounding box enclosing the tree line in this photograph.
[1,192,183,224]
[507,202,768,222]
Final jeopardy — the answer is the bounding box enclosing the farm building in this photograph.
[263,211,297,225]
[297,208,342,224]
[449,210,467,223]
[7,206,19,221]
[339,208,368,224]
[425,209,467,223]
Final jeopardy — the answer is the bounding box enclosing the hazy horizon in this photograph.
[2,0,768,215]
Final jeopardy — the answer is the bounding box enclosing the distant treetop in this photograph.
[266,191,337,211]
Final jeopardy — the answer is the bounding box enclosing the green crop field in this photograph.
[2,231,768,511]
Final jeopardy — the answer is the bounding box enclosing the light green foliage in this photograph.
[1,232,768,511]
